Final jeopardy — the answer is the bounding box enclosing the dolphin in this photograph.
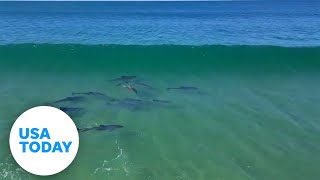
[72,92,106,96]
[167,86,207,95]
[59,107,84,113]
[117,81,153,89]
[95,125,124,131]
[134,82,153,88]
[167,86,199,91]
[121,85,138,94]
[53,96,86,104]
[109,98,148,111]
[152,99,172,104]
[119,98,143,108]
[71,92,118,102]
[78,125,124,133]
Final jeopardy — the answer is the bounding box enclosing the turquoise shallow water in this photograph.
[0,1,320,179]
[0,45,320,179]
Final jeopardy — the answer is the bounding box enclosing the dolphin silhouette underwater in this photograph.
[166,86,206,95]
[72,92,106,96]
[117,98,146,110]
[52,96,86,104]
[121,84,138,94]
[116,80,153,89]
[71,91,117,102]
[104,98,152,111]
[77,125,124,132]
[110,75,153,89]
[167,86,199,91]
[59,107,84,113]
[152,99,172,104]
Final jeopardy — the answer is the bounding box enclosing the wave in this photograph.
[0,44,319,74]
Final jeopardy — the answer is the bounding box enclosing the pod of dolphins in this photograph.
[47,75,205,133]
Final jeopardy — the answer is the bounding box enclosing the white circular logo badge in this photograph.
[9,106,79,176]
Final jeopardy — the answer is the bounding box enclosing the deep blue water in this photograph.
[0,1,319,46]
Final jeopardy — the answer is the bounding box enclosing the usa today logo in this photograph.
[9,106,79,176]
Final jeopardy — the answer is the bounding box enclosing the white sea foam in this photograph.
[92,138,131,177]
[0,156,30,180]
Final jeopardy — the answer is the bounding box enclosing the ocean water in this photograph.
[0,2,320,180]
[0,1,320,46]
